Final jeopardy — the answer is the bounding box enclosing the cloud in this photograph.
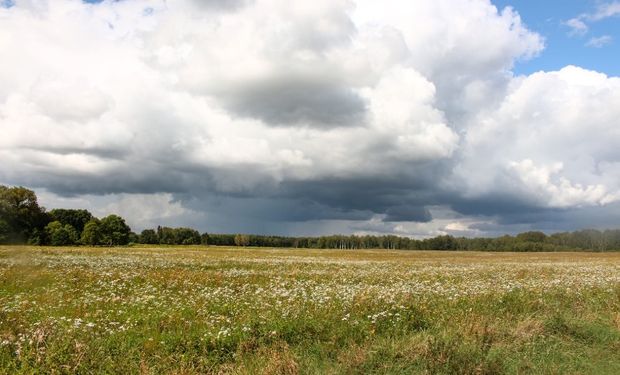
[586,35,613,48]
[455,66,620,213]
[383,205,432,223]
[507,159,617,207]
[216,77,367,127]
[565,18,588,35]
[587,1,620,21]
[1,0,619,237]
[565,2,620,35]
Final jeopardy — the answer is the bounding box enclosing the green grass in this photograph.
[0,246,619,374]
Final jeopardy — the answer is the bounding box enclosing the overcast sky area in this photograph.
[1,0,620,238]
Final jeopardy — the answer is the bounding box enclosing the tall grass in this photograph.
[1,246,619,374]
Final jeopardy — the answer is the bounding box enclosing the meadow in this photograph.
[1,246,619,374]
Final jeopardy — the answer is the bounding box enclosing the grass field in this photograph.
[1,246,619,374]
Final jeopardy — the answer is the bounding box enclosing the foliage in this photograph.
[81,219,102,246]
[234,234,250,247]
[146,226,202,245]
[0,185,50,243]
[140,229,159,244]
[200,232,210,245]
[0,219,9,243]
[128,232,139,244]
[99,215,131,246]
[0,185,137,247]
[26,228,47,246]
[195,230,620,251]
[205,233,236,246]
[49,208,94,234]
[44,221,79,246]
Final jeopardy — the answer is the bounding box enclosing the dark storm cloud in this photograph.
[6,161,218,197]
[383,205,432,222]
[175,194,374,223]
[219,78,367,127]
[16,171,191,197]
[278,160,450,210]
[177,165,449,226]
[544,203,620,231]
[441,191,572,233]
[467,203,620,236]
[277,175,441,217]
[10,142,619,237]
[448,194,546,217]
[11,158,437,225]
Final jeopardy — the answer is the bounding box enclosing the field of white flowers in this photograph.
[1,246,619,374]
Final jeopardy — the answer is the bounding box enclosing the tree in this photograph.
[128,232,139,244]
[27,228,47,245]
[516,231,547,243]
[49,209,93,234]
[0,219,10,244]
[234,234,250,247]
[99,215,131,246]
[200,232,210,245]
[139,229,159,244]
[208,234,235,246]
[175,227,201,245]
[157,226,176,245]
[81,219,102,246]
[0,185,50,243]
[45,221,78,246]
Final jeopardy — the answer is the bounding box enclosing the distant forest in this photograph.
[2,185,620,251]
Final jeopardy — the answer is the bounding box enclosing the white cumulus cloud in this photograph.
[457,66,620,210]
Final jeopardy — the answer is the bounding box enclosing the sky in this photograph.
[493,0,620,75]
[0,0,619,238]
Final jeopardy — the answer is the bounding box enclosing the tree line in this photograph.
[0,186,132,246]
[195,231,620,252]
[2,185,620,251]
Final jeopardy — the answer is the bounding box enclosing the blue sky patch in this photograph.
[1,0,15,9]
[493,0,620,76]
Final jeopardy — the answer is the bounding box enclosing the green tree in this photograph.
[234,234,250,247]
[27,228,47,245]
[423,235,457,250]
[49,209,93,234]
[200,232,210,245]
[81,219,102,245]
[128,232,139,244]
[99,215,131,246]
[0,185,50,243]
[149,227,201,245]
[175,228,201,245]
[139,229,158,244]
[157,226,176,245]
[45,221,78,246]
[516,231,547,243]
[0,219,10,244]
